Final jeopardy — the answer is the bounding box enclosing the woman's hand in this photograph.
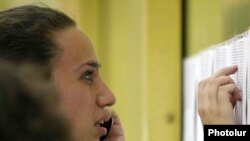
[198,65,241,124]
[106,111,125,141]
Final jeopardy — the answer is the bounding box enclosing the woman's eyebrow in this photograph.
[71,60,101,72]
[86,61,101,68]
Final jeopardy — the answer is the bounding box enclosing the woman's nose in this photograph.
[96,80,116,107]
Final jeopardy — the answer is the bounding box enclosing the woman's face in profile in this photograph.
[52,27,116,141]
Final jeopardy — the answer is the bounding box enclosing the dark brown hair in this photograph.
[0,60,72,141]
[0,5,76,77]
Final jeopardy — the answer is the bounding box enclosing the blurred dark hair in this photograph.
[0,60,72,141]
[0,4,76,78]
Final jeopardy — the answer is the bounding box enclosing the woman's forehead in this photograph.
[53,27,97,70]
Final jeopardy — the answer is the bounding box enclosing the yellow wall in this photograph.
[186,0,223,56]
[0,1,182,141]
[186,0,250,56]
[146,1,181,141]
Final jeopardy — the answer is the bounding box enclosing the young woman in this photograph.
[0,5,125,141]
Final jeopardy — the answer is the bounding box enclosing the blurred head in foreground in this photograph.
[0,60,72,141]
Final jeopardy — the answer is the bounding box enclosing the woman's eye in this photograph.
[81,70,94,82]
